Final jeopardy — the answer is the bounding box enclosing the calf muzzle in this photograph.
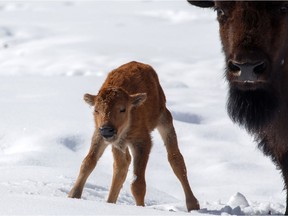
[99,126,116,139]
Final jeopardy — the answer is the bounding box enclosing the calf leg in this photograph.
[107,147,131,203]
[157,108,199,212]
[68,132,107,198]
[130,137,152,206]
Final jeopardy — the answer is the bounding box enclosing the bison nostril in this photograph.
[228,60,267,81]
[253,61,266,75]
[228,61,241,74]
[99,127,116,138]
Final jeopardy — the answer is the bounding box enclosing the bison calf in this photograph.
[68,61,199,211]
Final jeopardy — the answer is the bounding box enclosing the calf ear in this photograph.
[84,93,96,106]
[187,0,214,8]
[130,93,147,107]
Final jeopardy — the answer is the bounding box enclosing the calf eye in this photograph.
[94,109,99,114]
[120,108,126,113]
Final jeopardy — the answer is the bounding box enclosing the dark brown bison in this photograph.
[188,1,288,214]
[68,61,199,211]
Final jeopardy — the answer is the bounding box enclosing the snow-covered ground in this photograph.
[0,1,285,215]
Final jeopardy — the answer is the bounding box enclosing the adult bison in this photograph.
[188,1,288,214]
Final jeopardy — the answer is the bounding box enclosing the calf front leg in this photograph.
[107,147,131,203]
[157,108,199,212]
[68,132,107,198]
[130,137,152,206]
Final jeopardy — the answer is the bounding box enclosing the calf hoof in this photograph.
[186,198,200,212]
[68,189,82,199]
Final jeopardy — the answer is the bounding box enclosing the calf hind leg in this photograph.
[107,147,131,203]
[157,108,199,212]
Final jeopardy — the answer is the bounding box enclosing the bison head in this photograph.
[188,1,288,133]
[84,88,147,144]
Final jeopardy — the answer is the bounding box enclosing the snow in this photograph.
[0,1,285,215]
[227,193,249,209]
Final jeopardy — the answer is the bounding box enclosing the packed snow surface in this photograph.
[0,1,285,215]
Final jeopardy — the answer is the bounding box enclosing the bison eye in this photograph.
[214,7,227,24]
[94,109,99,114]
[120,108,126,113]
[280,5,288,14]
[214,7,225,17]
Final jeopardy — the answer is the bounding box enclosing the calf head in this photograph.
[188,1,288,133]
[84,87,147,143]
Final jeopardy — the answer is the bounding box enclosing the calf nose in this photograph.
[228,60,266,82]
[99,126,116,139]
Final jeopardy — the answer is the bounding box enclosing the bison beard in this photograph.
[227,87,279,134]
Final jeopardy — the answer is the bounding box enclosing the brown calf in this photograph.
[68,61,199,211]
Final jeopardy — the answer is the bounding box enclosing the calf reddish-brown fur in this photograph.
[188,1,288,214]
[68,61,199,211]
